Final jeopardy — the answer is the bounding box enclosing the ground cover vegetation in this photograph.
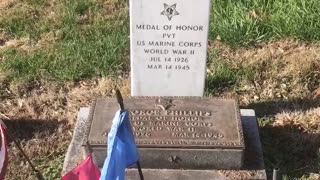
[0,0,319,179]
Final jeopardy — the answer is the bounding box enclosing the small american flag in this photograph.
[0,123,8,180]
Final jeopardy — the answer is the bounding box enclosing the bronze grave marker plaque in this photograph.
[84,97,245,169]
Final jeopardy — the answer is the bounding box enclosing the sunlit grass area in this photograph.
[0,0,129,83]
[210,0,320,46]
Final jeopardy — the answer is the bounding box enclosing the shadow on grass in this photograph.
[243,97,320,117]
[205,75,237,95]
[204,61,238,95]
[2,118,72,179]
[243,97,320,178]
[260,123,320,179]
[2,118,69,141]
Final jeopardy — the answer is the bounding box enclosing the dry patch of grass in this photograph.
[208,39,320,104]
[207,40,320,178]
[1,77,129,179]
[94,0,128,21]
[0,78,129,123]
[0,38,31,51]
[275,107,320,134]
[0,0,17,9]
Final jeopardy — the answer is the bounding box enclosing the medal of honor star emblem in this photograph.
[161,3,179,21]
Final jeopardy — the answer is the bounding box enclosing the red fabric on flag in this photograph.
[61,155,100,180]
[0,124,8,180]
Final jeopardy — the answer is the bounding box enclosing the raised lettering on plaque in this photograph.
[130,0,211,96]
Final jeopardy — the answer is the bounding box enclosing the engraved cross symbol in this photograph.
[155,98,175,110]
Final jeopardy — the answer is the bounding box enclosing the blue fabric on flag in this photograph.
[100,110,139,180]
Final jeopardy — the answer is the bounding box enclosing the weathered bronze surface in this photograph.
[83,97,245,169]
[85,97,244,149]
[84,98,244,148]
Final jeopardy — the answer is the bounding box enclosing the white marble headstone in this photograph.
[130,0,211,96]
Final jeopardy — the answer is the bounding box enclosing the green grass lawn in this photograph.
[210,0,320,46]
[1,0,320,83]
[0,0,320,179]
[1,0,129,83]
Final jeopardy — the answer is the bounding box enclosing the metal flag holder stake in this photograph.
[115,89,144,180]
[0,120,45,180]
[273,168,280,180]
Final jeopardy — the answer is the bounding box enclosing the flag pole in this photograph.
[115,89,144,180]
[0,120,45,180]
